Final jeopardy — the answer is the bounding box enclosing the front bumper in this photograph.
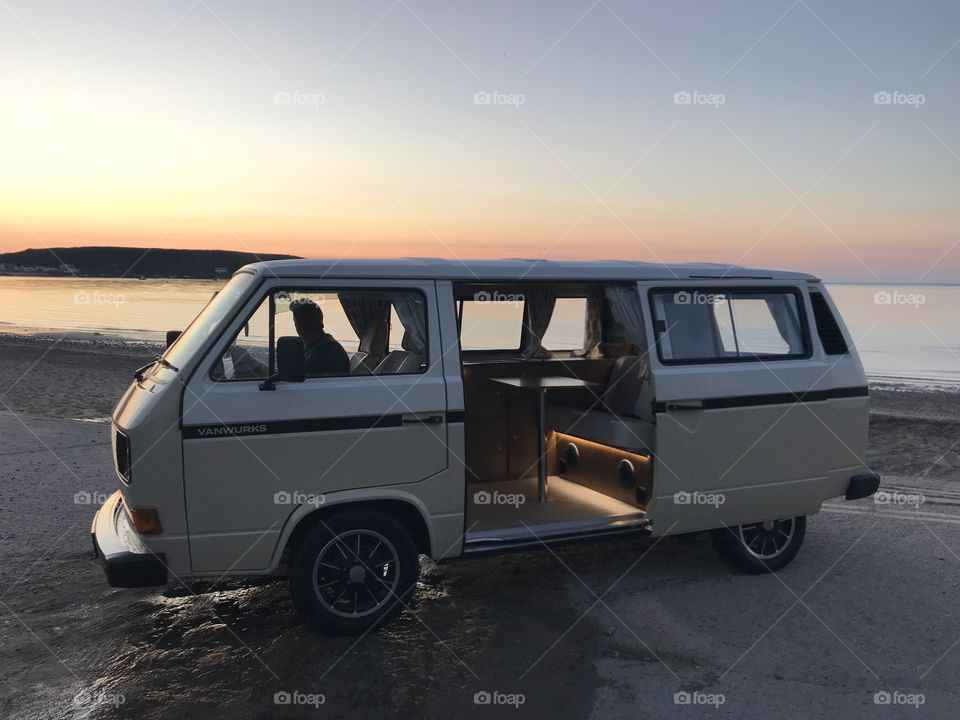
[91,490,168,588]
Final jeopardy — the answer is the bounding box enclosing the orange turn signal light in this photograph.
[126,506,163,535]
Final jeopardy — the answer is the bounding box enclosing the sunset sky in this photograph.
[1,1,958,282]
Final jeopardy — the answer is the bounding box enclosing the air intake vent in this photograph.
[810,292,848,355]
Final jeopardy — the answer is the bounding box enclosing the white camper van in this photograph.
[93,259,878,634]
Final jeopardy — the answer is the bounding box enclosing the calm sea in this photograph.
[0,277,956,387]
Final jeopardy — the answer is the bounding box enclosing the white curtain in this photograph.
[764,294,804,354]
[339,295,390,343]
[604,285,647,353]
[583,292,603,357]
[392,293,428,357]
[520,289,556,359]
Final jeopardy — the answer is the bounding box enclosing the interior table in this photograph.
[491,376,602,502]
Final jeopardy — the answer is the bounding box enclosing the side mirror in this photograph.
[260,336,305,390]
[165,330,182,348]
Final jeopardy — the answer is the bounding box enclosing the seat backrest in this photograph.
[372,330,424,375]
[373,351,423,375]
[600,355,652,419]
[351,317,389,374]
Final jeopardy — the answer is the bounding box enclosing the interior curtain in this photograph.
[604,285,647,353]
[392,293,428,357]
[339,295,390,342]
[583,292,603,357]
[520,289,556,359]
[764,295,804,354]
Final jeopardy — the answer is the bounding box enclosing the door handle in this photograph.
[666,400,704,411]
[401,414,444,425]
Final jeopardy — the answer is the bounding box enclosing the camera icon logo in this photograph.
[274,491,292,505]
[273,91,292,105]
[274,691,292,705]
[873,91,892,105]
[674,691,691,704]
[674,491,691,505]
[473,490,491,505]
[674,291,691,305]
[474,91,492,105]
[874,691,891,705]
[74,491,92,505]
[873,290,891,305]
[474,690,492,705]
[673,91,691,105]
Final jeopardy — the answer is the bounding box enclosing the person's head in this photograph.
[290,299,325,342]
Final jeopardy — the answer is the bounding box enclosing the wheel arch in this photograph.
[272,493,434,570]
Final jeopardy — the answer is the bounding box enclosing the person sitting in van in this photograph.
[289,299,350,376]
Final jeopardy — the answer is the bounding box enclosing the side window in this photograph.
[458,293,524,351]
[651,289,807,363]
[542,297,586,352]
[212,288,428,380]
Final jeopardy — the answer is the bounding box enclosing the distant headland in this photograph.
[0,247,300,279]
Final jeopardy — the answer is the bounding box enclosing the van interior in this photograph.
[454,282,655,553]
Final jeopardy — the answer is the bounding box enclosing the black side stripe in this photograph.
[653,385,868,413]
[183,411,463,439]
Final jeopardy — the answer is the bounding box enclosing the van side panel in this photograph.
[180,278,460,573]
[645,282,871,535]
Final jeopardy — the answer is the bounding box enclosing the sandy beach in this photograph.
[2,332,960,719]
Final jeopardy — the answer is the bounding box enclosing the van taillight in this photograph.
[115,430,132,484]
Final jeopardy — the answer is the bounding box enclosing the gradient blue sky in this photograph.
[1,0,958,281]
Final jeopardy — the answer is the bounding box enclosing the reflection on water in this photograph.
[0,276,956,385]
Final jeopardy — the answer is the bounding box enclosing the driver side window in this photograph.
[211,287,429,381]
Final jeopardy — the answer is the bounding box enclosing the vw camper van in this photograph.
[93,259,879,634]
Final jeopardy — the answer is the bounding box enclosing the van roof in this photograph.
[242,258,818,282]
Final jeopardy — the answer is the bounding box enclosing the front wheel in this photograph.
[711,516,806,573]
[288,509,419,634]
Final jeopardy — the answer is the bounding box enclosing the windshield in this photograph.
[159,272,258,374]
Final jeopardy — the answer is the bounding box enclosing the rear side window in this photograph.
[458,293,524,351]
[650,288,809,364]
[809,291,849,355]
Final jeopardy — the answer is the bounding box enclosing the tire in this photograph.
[288,509,420,635]
[711,516,806,573]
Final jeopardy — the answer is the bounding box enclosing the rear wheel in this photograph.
[711,516,806,573]
[288,509,419,634]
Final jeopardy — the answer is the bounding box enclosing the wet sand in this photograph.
[1,334,959,719]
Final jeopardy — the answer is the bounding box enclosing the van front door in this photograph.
[643,284,869,534]
[180,279,452,573]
